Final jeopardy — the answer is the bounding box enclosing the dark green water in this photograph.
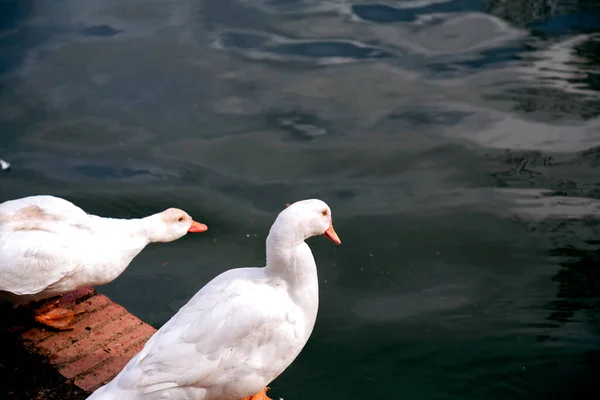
[2,1,600,399]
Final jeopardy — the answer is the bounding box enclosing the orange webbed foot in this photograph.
[242,387,272,400]
[33,298,61,315]
[33,307,75,331]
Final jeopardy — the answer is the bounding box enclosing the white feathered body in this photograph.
[89,244,319,400]
[0,195,150,304]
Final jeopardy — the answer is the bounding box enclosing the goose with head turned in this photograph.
[87,198,341,400]
[0,195,207,330]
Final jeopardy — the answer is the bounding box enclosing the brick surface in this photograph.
[58,323,155,379]
[58,287,97,306]
[75,340,147,392]
[40,303,128,355]
[70,294,113,316]
[21,326,55,344]
[48,313,141,362]
[21,294,112,346]
[9,291,157,395]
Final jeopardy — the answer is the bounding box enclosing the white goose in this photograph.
[0,195,207,329]
[87,199,341,400]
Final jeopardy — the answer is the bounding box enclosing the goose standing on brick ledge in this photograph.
[87,199,341,400]
[0,195,208,330]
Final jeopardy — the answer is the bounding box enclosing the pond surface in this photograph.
[1,1,600,399]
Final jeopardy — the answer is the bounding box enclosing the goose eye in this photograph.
[322,210,328,217]
[178,217,185,222]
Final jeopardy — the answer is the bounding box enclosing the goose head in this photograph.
[271,199,341,245]
[146,208,207,243]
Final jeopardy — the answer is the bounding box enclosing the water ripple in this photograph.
[80,24,122,37]
[352,0,486,24]
[213,29,395,63]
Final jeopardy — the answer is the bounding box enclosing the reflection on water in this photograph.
[2,0,600,399]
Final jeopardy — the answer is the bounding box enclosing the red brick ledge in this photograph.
[5,288,156,395]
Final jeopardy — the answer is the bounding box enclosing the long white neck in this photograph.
[264,221,320,316]
[265,238,318,285]
[264,221,320,338]
[86,213,165,244]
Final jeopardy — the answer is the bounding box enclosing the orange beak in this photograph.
[188,220,208,233]
[323,223,341,245]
